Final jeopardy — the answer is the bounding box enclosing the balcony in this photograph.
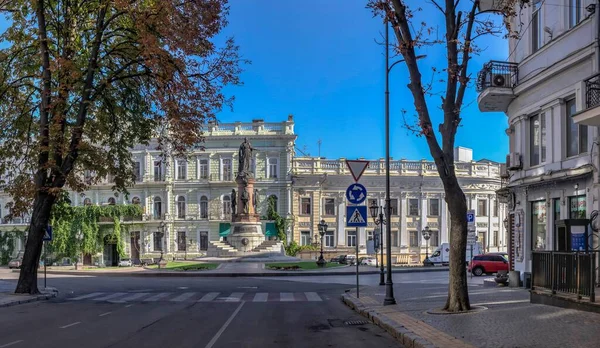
[476,60,518,112]
[572,73,600,126]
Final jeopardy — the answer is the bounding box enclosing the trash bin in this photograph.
[508,270,521,288]
[523,272,532,289]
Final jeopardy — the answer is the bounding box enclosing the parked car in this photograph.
[360,257,377,266]
[339,255,356,265]
[8,258,22,269]
[468,254,509,276]
[330,256,341,263]
[118,258,132,267]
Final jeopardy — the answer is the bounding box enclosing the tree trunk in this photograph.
[443,184,470,312]
[14,193,56,294]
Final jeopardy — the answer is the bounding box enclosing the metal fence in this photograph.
[585,73,600,109]
[476,60,518,92]
[532,251,597,301]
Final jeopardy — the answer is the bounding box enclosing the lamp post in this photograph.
[384,17,427,305]
[158,221,166,268]
[317,220,328,267]
[422,225,431,266]
[369,201,386,286]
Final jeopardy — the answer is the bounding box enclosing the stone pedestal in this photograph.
[228,174,265,252]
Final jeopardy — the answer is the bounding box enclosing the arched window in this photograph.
[268,195,278,213]
[153,197,162,219]
[83,198,92,206]
[223,195,231,215]
[132,197,141,205]
[200,195,208,219]
[107,197,116,205]
[177,196,186,218]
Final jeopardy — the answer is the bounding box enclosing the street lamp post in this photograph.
[158,221,166,268]
[422,225,431,266]
[316,220,328,267]
[369,201,386,286]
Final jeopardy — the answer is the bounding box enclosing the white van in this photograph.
[428,242,482,266]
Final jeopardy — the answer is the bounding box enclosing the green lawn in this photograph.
[265,261,345,270]
[147,261,219,271]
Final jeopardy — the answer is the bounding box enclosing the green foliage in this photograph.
[0,229,24,265]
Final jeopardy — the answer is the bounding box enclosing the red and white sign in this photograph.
[345,160,370,182]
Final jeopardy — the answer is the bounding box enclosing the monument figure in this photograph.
[238,137,255,175]
[231,189,237,215]
[241,187,250,214]
[253,188,259,211]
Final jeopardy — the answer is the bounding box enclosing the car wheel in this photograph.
[473,267,484,276]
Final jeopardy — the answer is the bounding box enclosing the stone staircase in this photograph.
[251,240,284,253]
[207,240,284,257]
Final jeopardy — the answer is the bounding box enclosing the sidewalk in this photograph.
[342,284,600,348]
[0,280,58,308]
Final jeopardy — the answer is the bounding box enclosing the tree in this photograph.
[0,0,246,294]
[368,0,520,312]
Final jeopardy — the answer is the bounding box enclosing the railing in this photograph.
[476,60,518,92]
[532,251,597,302]
[585,73,600,109]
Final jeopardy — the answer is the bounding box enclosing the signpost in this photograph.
[43,225,53,289]
[345,159,369,298]
[466,210,476,279]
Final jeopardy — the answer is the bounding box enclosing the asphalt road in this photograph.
[0,271,402,348]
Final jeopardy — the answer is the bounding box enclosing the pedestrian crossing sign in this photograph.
[346,206,367,227]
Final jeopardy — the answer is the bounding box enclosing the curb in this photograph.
[0,291,58,308]
[34,267,448,278]
[341,293,434,348]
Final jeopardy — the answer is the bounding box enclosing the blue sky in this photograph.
[217,0,509,162]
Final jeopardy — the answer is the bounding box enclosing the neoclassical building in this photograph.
[290,148,507,263]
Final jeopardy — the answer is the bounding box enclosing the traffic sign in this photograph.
[345,160,370,182]
[467,209,475,224]
[43,225,53,241]
[346,183,367,205]
[346,206,368,227]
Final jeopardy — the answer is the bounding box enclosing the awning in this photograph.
[219,223,231,237]
[265,222,278,237]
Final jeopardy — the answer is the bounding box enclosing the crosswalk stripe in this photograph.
[304,292,322,302]
[143,293,172,302]
[226,292,244,302]
[69,292,105,301]
[280,292,295,302]
[119,293,150,302]
[170,292,196,302]
[94,293,127,301]
[198,292,220,302]
[253,293,268,302]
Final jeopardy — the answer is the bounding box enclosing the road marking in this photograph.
[471,300,529,306]
[0,340,23,348]
[99,312,112,317]
[304,292,322,301]
[177,287,189,290]
[226,292,244,302]
[143,292,171,302]
[60,322,81,329]
[93,293,127,301]
[280,293,294,302]
[237,286,258,289]
[125,304,133,308]
[170,292,196,302]
[253,293,268,302]
[205,302,245,348]
[119,293,150,302]
[69,292,105,301]
[198,292,220,302]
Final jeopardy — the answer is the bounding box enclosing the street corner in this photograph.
[0,291,57,308]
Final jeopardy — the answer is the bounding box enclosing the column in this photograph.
[440,193,448,244]
[145,150,152,181]
[94,191,99,205]
[400,192,407,247]
[287,188,292,215]
[337,200,345,246]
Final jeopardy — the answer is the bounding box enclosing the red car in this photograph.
[468,253,509,276]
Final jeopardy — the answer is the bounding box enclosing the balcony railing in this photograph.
[585,73,600,109]
[476,60,518,92]
[532,251,597,302]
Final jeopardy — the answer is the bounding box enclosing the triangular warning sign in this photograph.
[345,160,370,182]
[349,208,366,223]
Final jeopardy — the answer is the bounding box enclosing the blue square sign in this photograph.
[346,206,368,227]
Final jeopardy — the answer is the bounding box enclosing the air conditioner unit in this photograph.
[492,74,506,87]
[507,152,522,170]
[500,164,509,178]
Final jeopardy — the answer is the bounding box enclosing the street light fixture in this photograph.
[316,220,328,267]
[422,225,431,266]
[369,200,386,286]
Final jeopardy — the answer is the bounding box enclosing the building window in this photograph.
[250,157,256,176]
[409,231,419,247]
[154,161,162,181]
[325,231,335,247]
[223,195,232,215]
[199,232,208,251]
[429,199,439,216]
[301,198,311,215]
[83,198,92,206]
[347,230,356,247]
[553,198,561,221]
[391,231,399,247]
[493,231,499,247]
[153,232,163,251]
[566,98,588,157]
[300,231,311,246]
[389,199,398,216]
[176,160,187,180]
[267,195,278,213]
[493,200,498,217]
[569,195,586,218]
[153,197,162,219]
[408,199,419,216]
[84,170,93,184]
[477,199,487,216]
[429,230,439,247]
[107,197,116,205]
[222,158,232,181]
[324,198,335,216]
[177,231,186,251]
[531,200,547,250]
[132,197,141,205]
[134,162,141,182]
[529,113,546,166]
[199,159,209,179]
[200,196,208,219]
[478,232,487,252]
[569,0,581,28]
[177,196,186,219]
[532,0,542,52]
[268,158,278,178]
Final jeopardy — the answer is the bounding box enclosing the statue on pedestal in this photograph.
[253,188,259,212]
[231,189,237,215]
[238,137,255,176]
[241,187,250,214]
